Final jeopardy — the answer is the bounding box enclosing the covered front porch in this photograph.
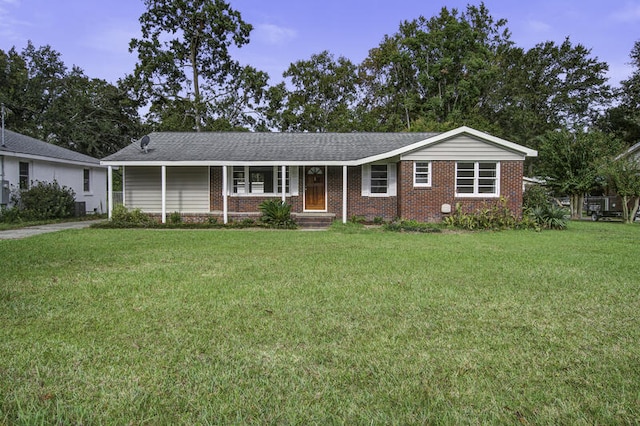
[106,164,352,225]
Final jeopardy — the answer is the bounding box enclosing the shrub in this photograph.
[373,216,385,225]
[17,180,76,220]
[443,198,528,231]
[384,219,442,233]
[523,184,550,210]
[169,211,182,224]
[258,199,296,229]
[111,204,155,227]
[528,205,569,230]
[0,206,22,223]
[349,215,366,224]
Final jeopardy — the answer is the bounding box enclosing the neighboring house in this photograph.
[0,129,107,214]
[100,126,537,224]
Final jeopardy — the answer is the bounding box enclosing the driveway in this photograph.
[0,220,103,240]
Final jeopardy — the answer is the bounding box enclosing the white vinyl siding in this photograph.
[402,135,524,161]
[125,166,210,212]
[361,163,397,196]
[455,162,500,197]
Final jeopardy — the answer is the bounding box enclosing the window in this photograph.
[456,162,499,197]
[414,162,431,187]
[362,164,396,196]
[19,162,29,189]
[232,166,293,195]
[83,168,91,192]
[370,165,388,194]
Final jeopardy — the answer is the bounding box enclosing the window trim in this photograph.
[455,161,500,198]
[19,161,30,190]
[83,168,92,193]
[230,166,298,196]
[362,163,397,197]
[413,161,432,187]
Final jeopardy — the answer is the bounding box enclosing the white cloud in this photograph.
[609,2,640,22]
[254,23,297,45]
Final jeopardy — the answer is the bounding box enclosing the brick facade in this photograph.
[205,161,523,223]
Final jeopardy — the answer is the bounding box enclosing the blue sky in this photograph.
[1,0,639,87]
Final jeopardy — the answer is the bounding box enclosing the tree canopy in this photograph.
[1,0,638,184]
[127,0,266,131]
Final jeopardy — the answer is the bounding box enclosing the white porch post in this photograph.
[281,165,286,203]
[107,166,113,220]
[222,165,228,224]
[121,166,126,206]
[342,165,348,224]
[161,165,166,224]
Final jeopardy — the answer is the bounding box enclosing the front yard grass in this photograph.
[1,222,639,424]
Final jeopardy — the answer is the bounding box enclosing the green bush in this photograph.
[523,184,550,210]
[111,204,155,227]
[258,199,296,229]
[384,219,442,233]
[528,205,569,230]
[443,198,530,231]
[169,211,182,224]
[17,180,76,220]
[0,206,22,223]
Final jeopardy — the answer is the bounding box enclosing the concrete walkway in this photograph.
[0,220,104,240]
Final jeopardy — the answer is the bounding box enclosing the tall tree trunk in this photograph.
[191,45,201,132]
[623,195,640,224]
[570,193,584,220]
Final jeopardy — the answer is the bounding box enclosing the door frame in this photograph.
[303,165,327,212]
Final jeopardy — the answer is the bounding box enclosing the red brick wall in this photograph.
[208,162,523,223]
[398,160,524,222]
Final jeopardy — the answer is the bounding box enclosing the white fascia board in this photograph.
[2,150,105,168]
[101,160,361,167]
[353,126,537,165]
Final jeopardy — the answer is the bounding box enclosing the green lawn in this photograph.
[1,222,639,424]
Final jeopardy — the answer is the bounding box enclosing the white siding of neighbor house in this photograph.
[401,135,525,161]
[125,166,209,213]
[1,155,107,213]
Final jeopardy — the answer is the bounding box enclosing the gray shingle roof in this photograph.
[1,129,101,165]
[102,132,440,163]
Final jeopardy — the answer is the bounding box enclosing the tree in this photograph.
[604,155,640,223]
[358,3,512,131]
[538,129,622,219]
[273,51,360,132]
[128,0,266,131]
[1,43,141,157]
[601,40,640,146]
[487,38,612,154]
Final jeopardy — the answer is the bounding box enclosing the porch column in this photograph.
[222,165,228,224]
[342,165,348,224]
[121,166,126,206]
[107,166,113,220]
[161,165,166,224]
[281,165,286,203]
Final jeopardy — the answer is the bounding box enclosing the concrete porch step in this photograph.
[292,213,336,229]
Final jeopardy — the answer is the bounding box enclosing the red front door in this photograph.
[305,166,326,210]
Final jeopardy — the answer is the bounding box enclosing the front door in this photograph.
[304,166,326,210]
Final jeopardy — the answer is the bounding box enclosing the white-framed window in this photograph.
[19,161,29,189]
[83,168,91,192]
[231,166,297,195]
[413,162,432,187]
[455,162,500,197]
[362,163,397,197]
